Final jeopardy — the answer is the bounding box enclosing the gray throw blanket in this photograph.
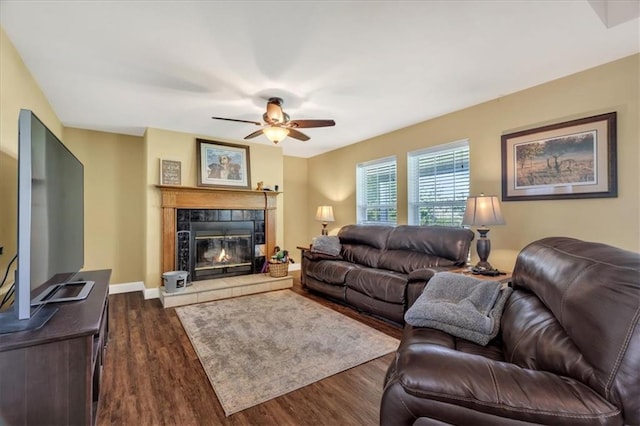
[404,272,513,346]
[311,235,342,256]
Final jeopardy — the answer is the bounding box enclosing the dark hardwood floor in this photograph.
[97,272,403,425]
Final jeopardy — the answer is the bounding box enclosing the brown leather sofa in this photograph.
[301,224,474,323]
[381,237,640,425]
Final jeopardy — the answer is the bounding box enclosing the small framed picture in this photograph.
[196,139,251,189]
[160,159,182,185]
[501,112,617,201]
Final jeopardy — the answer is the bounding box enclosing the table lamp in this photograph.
[461,194,505,270]
[315,206,335,236]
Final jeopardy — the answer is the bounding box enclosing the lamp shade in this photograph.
[315,205,335,222]
[461,194,505,227]
[263,126,289,144]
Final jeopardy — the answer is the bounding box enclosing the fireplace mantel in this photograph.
[157,185,279,274]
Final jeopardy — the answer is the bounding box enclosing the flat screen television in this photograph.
[0,109,93,334]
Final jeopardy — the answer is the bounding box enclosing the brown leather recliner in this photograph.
[381,237,640,425]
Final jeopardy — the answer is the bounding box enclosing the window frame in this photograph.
[356,156,397,225]
[407,139,470,227]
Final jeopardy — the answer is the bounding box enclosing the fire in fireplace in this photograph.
[190,221,255,280]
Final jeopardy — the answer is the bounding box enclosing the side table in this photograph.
[450,267,513,286]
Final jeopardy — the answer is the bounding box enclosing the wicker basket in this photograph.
[268,261,289,278]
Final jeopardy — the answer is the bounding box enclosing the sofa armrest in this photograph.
[406,267,450,309]
[302,250,343,261]
[381,344,621,425]
[407,267,439,283]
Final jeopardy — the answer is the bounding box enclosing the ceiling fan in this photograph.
[212,97,335,144]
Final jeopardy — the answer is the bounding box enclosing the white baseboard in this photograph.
[289,263,301,272]
[144,287,160,299]
[109,281,145,294]
[108,281,159,299]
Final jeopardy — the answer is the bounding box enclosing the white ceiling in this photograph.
[1,1,638,158]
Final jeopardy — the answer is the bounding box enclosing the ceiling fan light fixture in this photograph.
[263,126,289,144]
[266,100,284,123]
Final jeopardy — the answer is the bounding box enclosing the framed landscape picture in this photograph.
[501,112,617,201]
[196,139,251,189]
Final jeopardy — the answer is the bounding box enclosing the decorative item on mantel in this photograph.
[315,205,335,236]
[160,159,181,185]
[256,181,264,191]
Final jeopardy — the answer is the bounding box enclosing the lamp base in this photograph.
[475,228,494,270]
[473,260,494,270]
[321,223,328,236]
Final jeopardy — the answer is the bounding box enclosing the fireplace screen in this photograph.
[191,222,255,280]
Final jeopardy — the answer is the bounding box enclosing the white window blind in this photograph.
[408,140,470,227]
[356,156,397,225]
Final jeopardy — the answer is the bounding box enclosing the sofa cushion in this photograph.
[385,225,474,264]
[337,224,393,269]
[304,276,347,301]
[345,268,407,304]
[346,288,405,324]
[378,250,455,273]
[341,244,384,269]
[338,224,392,249]
[305,260,362,285]
[396,325,505,362]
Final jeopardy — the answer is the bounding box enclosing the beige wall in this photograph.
[143,128,285,287]
[308,54,640,271]
[282,156,309,257]
[1,27,147,288]
[0,28,62,298]
[62,128,145,284]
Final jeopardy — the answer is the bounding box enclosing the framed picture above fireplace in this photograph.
[196,139,251,189]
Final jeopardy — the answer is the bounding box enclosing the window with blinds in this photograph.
[408,140,470,227]
[356,156,397,225]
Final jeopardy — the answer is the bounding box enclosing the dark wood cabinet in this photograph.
[0,269,111,425]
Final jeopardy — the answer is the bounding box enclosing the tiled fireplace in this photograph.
[157,185,279,279]
[176,210,263,281]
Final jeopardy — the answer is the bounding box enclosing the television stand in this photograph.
[0,269,111,425]
[30,279,95,306]
[0,305,58,334]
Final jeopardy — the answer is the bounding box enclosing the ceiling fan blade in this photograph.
[288,119,335,128]
[244,129,265,139]
[287,128,310,141]
[212,116,262,126]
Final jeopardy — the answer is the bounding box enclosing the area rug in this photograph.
[175,290,399,416]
